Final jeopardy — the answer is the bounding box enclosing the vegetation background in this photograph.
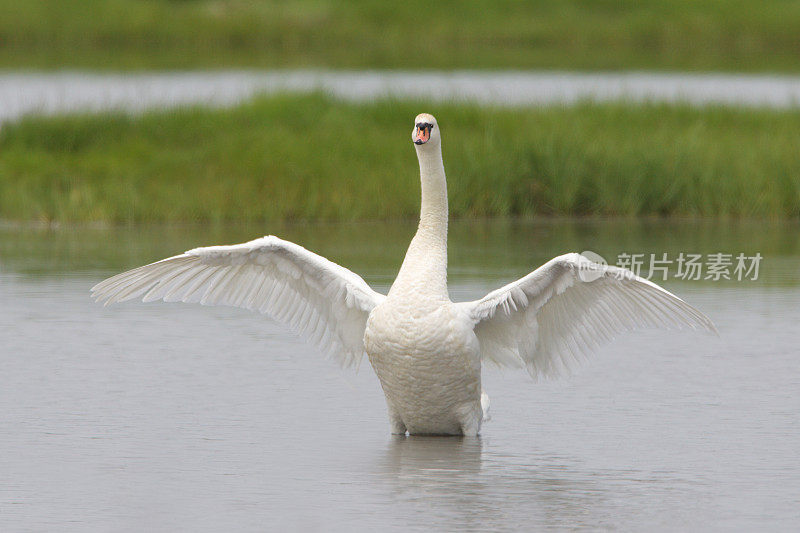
[2,0,799,222]
[3,0,800,72]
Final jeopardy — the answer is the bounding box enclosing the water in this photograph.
[3,70,800,125]
[1,219,799,531]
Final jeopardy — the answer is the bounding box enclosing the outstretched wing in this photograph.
[91,235,385,368]
[456,253,716,379]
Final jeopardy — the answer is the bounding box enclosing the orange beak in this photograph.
[413,123,431,145]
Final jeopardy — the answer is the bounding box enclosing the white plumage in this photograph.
[92,236,382,369]
[92,113,715,436]
[460,253,716,378]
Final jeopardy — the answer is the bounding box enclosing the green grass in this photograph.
[1,94,799,222]
[2,0,800,72]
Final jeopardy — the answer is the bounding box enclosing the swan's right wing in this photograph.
[92,235,385,368]
[457,253,716,379]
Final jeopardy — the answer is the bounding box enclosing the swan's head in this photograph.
[412,113,440,148]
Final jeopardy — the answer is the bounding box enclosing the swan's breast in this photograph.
[364,299,477,363]
[364,299,480,397]
[363,299,481,433]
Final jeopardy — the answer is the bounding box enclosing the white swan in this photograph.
[92,113,715,436]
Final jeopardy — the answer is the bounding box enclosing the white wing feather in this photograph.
[91,235,385,368]
[457,253,716,379]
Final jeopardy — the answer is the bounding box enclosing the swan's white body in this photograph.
[92,114,715,436]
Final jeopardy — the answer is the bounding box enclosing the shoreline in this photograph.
[4,70,800,126]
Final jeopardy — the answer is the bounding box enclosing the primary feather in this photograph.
[92,235,384,368]
[457,253,716,379]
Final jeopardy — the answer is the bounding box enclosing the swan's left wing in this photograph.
[456,253,716,379]
[92,235,385,368]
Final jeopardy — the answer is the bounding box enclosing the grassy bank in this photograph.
[1,94,799,222]
[2,0,800,72]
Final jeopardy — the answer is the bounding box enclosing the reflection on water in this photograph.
[378,437,485,529]
[2,218,799,287]
[1,219,799,530]
[378,436,618,530]
[381,436,483,477]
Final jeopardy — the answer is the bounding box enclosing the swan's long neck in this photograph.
[390,143,449,300]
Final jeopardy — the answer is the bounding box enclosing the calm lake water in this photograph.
[4,70,800,125]
[1,219,799,531]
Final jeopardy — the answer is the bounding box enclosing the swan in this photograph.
[91,113,715,436]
